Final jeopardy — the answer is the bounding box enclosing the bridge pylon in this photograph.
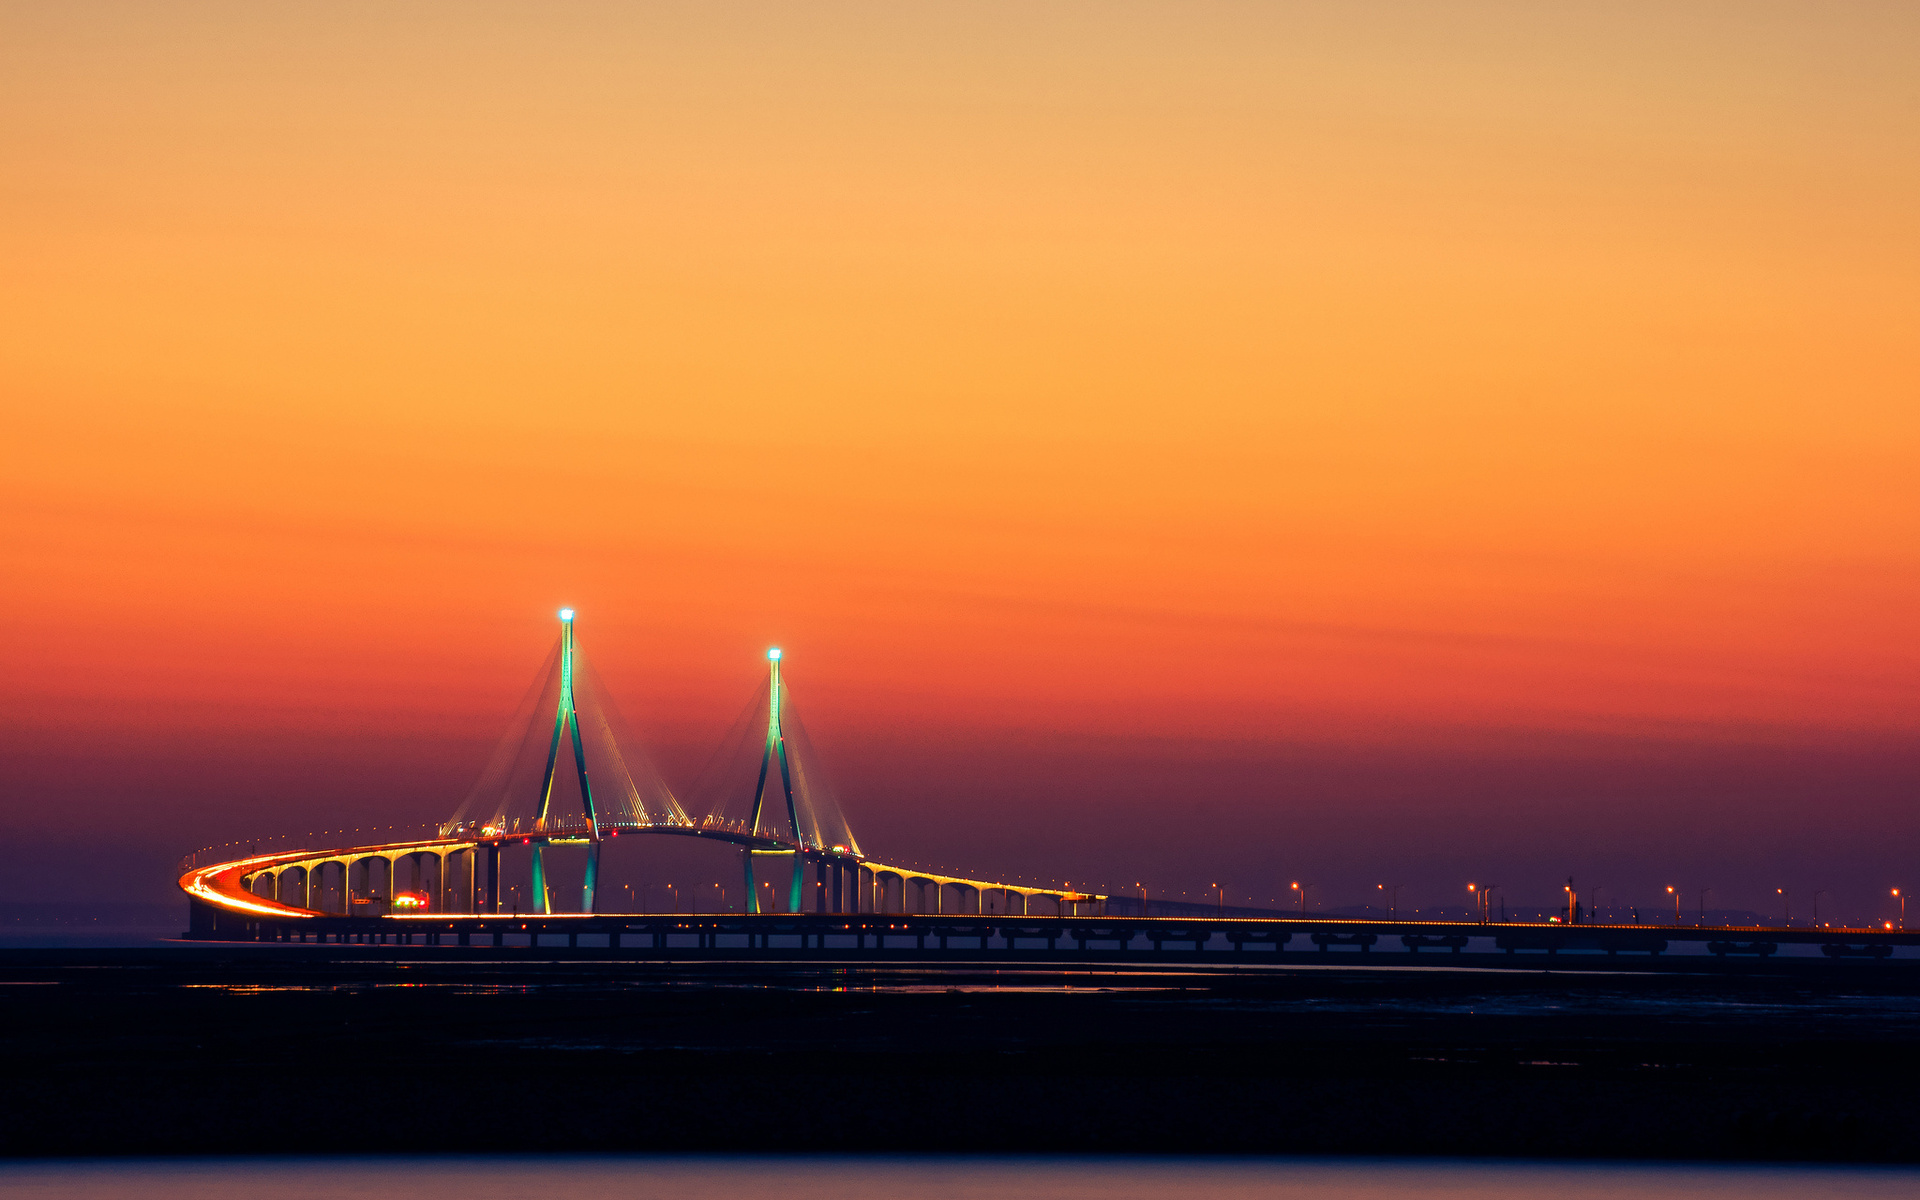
[743,648,805,914]
[531,608,599,914]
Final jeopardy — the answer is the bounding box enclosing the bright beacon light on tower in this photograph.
[768,648,781,660]
[559,608,575,621]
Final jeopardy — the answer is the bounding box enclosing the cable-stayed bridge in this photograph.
[180,611,1920,968]
[183,609,1107,928]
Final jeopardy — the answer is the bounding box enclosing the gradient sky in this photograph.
[4,3,1918,920]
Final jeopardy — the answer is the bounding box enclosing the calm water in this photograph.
[3,1157,1917,1200]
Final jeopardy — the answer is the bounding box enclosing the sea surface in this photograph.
[3,1157,1918,1200]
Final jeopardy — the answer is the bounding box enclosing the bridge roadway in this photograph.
[181,836,1920,967]
[179,830,1109,928]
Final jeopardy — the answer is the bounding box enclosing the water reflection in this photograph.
[4,1157,1917,1200]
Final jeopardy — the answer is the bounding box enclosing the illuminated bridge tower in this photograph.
[531,607,600,914]
[743,647,805,914]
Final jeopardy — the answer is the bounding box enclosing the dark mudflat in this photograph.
[4,949,1917,1161]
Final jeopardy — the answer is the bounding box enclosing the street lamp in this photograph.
[1378,883,1400,920]
[1476,884,1501,924]
[1213,882,1225,918]
[1292,881,1306,915]
[1699,888,1712,926]
[1667,886,1679,924]
[1777,888,1790,925]
[1813,890,1829,927]
[1896,888,1905,929]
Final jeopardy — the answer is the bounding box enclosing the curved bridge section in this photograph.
[182,611,1108,933]
[179,829,1105,938]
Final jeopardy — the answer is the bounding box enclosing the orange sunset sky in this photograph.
[3,3,1918,918]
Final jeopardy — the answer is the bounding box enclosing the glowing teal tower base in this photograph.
[531,608,600,914]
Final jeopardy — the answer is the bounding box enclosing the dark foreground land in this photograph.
[6,948,1920,1161]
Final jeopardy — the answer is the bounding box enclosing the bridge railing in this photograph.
[179,823,447,872]
[436,813,707,840]
[182,811,865,874]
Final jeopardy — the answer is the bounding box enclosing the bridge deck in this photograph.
[183,902,1920,963]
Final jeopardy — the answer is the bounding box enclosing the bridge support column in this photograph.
[582,840,600,914]
[485,844,500,914]
[531,844,550,915]
[816,858,828,913]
